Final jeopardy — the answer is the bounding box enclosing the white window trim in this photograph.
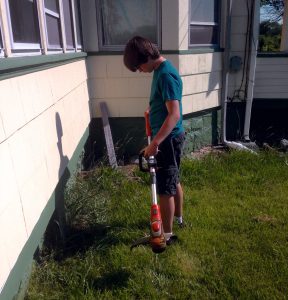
[96,0,161,51]
[59,0,67,52]
[5,0,42,54]
[190,22,218,26]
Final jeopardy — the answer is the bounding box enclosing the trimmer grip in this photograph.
[139,151,149,172]
[144,110,152,138]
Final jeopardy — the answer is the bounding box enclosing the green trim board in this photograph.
[0,52,87,81]
[87,48,223,56]
[257,52,288,57]
[0,127,89,300]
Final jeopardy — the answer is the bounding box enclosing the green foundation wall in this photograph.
[183,108,221,154]
[86,108,221,166]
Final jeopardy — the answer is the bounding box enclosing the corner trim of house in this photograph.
[0,126,89,300]
[0,52,87,81]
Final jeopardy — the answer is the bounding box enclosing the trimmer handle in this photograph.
[139,151,149,172]
[139,151,157,173]
[144,110,152,138]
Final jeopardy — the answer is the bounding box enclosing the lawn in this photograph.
[25,150,288,299]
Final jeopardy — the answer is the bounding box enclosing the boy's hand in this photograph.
[143,141,159,158]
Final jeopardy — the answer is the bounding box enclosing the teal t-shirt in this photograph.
[149,60,184,137]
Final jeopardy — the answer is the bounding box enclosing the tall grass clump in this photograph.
[25,150,288,299]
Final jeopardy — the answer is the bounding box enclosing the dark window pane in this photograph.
[73,0,82,46]
[0,28,3,48]
[190,0,218,23]
[99,0,157,46]
[190,25,218,45]
[63,0,74,48]
[8,0,40,44]
[44,0,59,13]
[46,14,62,47]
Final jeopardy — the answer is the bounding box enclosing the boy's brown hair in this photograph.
[123,36,160,72]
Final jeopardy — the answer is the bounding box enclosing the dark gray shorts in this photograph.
[156,132,185,195]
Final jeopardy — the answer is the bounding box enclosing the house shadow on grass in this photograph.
[41,222,119,261]
[87,269,130,292]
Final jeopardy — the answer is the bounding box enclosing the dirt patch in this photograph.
[188,145,227,160]
[252,214,277,225]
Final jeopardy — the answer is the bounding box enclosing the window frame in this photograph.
[188,0,221,48]
[96,0,161,51]
[5,0,42,54]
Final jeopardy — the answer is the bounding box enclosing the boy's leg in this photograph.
[174,182,183,218]
[159,194,175,234]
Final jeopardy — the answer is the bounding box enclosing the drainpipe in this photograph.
[221,0,256,153]
[243,0,260,141]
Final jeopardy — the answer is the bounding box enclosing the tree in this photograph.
[260,0,284,22]
[259,20,282,35]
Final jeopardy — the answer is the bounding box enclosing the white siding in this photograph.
[0,60,90,291]
[254,57,288,99]
[88,52,222,118]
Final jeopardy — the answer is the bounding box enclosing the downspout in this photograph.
[221,0,256,153]
[243,0,260,141]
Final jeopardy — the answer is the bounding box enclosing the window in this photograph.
[1,0,83,57]
[44,0,62,49]
[96,0,160,50]
[189,0,220,47]
[7,0,41,52]
[259,1,285,52]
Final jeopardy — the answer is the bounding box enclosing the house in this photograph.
[0,0,287,298]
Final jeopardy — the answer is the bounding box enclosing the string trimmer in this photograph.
[130,111,166,254]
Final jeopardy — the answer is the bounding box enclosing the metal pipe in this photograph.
[243,0,260,141]
[221,0,257,154]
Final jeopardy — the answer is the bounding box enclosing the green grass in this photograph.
[25,150,288,300]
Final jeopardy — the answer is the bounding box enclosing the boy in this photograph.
[123,36,185,244]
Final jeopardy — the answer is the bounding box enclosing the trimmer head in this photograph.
[150,236,166,253]
[130,235,166,253]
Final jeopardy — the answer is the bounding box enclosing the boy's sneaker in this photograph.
[166,234,178,246]
[177,220,186,228]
